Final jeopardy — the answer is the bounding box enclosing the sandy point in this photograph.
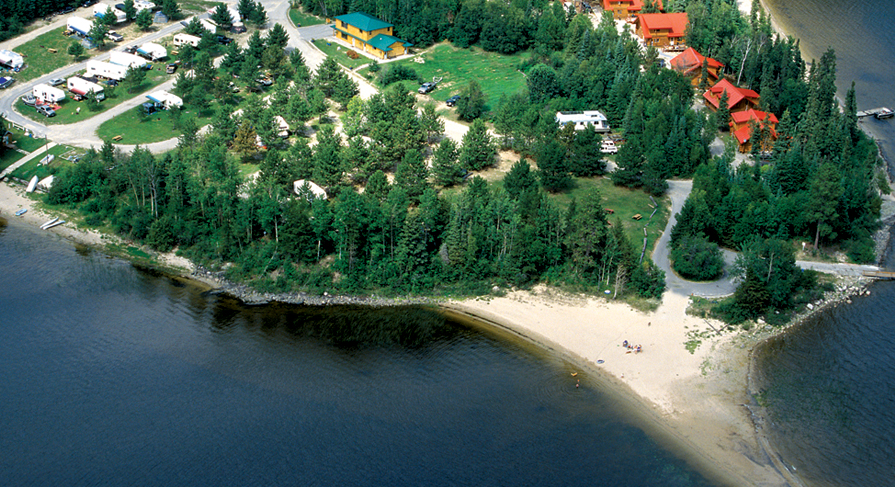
[443,285,798,487]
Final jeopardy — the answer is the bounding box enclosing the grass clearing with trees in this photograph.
[9,144,82,181]
[311,39,371,70]
[548,176,670,253]
[363,43,531,109]
[97,105,216,144]
[14,28,82,83]
[288,8,325,27]
[15,67,170,125]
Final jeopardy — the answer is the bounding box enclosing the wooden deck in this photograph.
[862,270,895,279]
[856,107,894,119]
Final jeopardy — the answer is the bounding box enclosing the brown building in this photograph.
[702,79,760,113]
[669,47,724,86]
[729,109,779,153]
[634,12,688,48]
[601,0,663,20]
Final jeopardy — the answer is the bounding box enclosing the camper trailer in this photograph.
[33,83,66,103]
[0,49,24,70]
[109,50,148,69]
[133,1,155,12]
[555,110,611,132]
[93,4,127,23]
[173,33,201,48]
[146,90,182,109]
[136,42,167,61]
[86,60,128,81]
[66,17,93,37]
[67,76,105,101]
[199,18,217,33]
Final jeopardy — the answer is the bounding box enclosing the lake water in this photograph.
[0,219,717,487]
[756,1,895,485]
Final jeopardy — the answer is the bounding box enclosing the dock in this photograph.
[862,270,895,280]
[856,107,894,119]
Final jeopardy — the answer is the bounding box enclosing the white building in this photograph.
[555,110,611,132]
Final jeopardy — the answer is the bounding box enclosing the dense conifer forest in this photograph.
[39,0,885,311]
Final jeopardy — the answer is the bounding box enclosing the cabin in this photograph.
[601,0,663,20]
[729,109,778,153]
[702,79,760,113]
[634,12,688,48]
[331,12,412,59]
[555,111,611,132]
[669,47,724,86]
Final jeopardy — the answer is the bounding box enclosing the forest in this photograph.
[39,0,885,314]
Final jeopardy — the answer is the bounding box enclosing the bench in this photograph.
[604,208,614,214]
[112,135,122,141]
[632,214,642,220]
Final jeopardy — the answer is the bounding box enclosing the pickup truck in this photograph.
[418,82,436,94]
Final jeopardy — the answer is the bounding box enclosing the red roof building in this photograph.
[670,47,724,86]
[702,79,760,113]
[634,13,688,48]
[601,0,663,20]
[729,109,779,153]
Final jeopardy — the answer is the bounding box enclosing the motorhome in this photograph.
[93,4,127,23]
[0,49,23,70]
[173,33,201,48]
[109,50,148,69]
[136,42,167,61]
[66,16,93,37]
[33,83,66,103]
[86,60,128,81]
[146,90,183,109]
[555,110,611,132]
[67,76,105,101]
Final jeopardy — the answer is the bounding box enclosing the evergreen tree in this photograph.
[233,121,259,159]
[248,1,268,27]
[122,0,137,21]
[365,170,390,202]
[67,41,85,59]
[456,79,486,121]
[237,0,255,21]
[537,139,571,192]
[458,119,496,171]
[88,19,108,47]
[266,23,289,50]
[312,125,344,187]
[135,8,153,30]
[394,149,429,202]
[715,89,730,131]
[807,162,843,250]
[568,125,605,176]
[432,138,462,187]
[211,4,234,28]
[160,0,181,20]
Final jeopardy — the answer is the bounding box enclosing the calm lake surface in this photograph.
[0,220,717,487]
[756,1,895,485]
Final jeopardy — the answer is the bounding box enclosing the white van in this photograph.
[601,140,618,154]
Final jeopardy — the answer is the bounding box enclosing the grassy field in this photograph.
[13,28,83,83]
[15,68,171,125]
[548,177,670,253]
[362,43,531,110]
[8,127,48,152]
[312,39,371,70]
[289,8,325,27]
[9,144,84,181]
[178,0,220,14]
[97,104,216,144]
[0,148,28,172]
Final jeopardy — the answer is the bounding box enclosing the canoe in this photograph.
[15,209,27,216]
[40,217,59,229]
[43,220,65,230]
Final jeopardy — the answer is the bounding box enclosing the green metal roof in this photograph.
[367,33,413,52]
[334,12,393,32]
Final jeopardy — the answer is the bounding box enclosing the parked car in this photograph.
[418,82,436,94]
[230,24,246,34]
[37,105,56,117]
[48,77,65,86]
[104,79,119,86]
[0,77,15,89]
[255,77,273,87]
[216,35,233,45]
[142,102,160,115]
[21,94,36,106]
[61,6,75,14]
[81,0,98,6]
[123,46,137,54]
[445,94,460,107]
[106,31,124,42]
[166,63,177,74]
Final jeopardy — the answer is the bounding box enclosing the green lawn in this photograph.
[289,8,325,27]
[9,144,83,181]
[363,42,531,109]
[8,127,47,152]
[312,39,372,70]
[13,28,86,83]
[548,177,671,253]
[97,104,217,144]
[178,0,220,14]
[15,68,171,125]
[0,148,27,172]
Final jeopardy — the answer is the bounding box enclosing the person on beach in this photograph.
[623,340,628,348]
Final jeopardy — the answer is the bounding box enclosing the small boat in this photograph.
[40,217,59,229]
[43,220,65,230]
[26,175,38,193]
[875,107,894,120]
[15,209,27,216]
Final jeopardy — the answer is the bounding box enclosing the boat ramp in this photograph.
[856,107,894,120]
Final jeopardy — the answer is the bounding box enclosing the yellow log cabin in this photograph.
[331,12,413,59]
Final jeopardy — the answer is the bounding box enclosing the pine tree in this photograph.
[233,121,258,158]
[715,89,730,132]
[211,4,234,28]
[432,138,462,187]
[808,162,843,250]
[312,125,344,187]
[135,8,153,30]
[456,79,486,121]
[394,149,429,202]
[458,119,496,171]
[266,23,289,50]
[537,139,570,192]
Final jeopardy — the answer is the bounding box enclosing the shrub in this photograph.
[378,64,419,85]
[346,50,359,59]
[670,235,725,281]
